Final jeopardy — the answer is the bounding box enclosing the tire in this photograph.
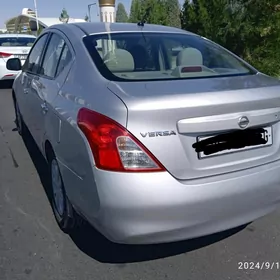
[48,154,82,233]
[13,95,26,136]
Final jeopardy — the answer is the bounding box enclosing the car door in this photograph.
[18,33,49,134]
[30,32,74,152]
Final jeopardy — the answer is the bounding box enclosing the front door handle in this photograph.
[23,88,29,94]
[41,102,48,114]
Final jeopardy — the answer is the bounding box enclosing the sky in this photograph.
[1,0,184,28]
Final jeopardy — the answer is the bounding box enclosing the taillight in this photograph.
[0,52,12,59]
[77,108,165,172]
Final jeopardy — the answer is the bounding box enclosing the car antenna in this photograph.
[137,6,151,27]
[137,21,145,27]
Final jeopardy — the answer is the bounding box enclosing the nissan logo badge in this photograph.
[238,116,249,129]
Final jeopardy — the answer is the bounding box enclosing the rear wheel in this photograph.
[49,153,81,233]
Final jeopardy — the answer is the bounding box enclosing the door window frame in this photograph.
[23,29,75,80]
[52,29,75,77]
[22,32,51,76]
[39,33,67,80]
[39,30,75,80]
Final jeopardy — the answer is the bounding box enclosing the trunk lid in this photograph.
[108,73,280,180]
[0,46,31,63]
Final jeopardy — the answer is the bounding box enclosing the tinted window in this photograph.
[83,32,255,82]
[0,37,36,47]
[24,34,48,73]
[56,44,72,76]
[40,33,65,78]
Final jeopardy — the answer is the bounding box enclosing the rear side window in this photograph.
[83,32,255,82]
[39,34,73,79]
[56,44,72,76]
[40,33,65,78]
[0,37,36,47]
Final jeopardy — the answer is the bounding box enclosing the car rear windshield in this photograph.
[83,32,256,82]
[0,37,36,47]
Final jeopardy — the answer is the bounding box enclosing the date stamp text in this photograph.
[238,262,280,270]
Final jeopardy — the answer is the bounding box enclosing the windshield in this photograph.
[0,37,36,47]
[83,32,255,82]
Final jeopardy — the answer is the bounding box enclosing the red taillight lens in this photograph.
[77,108,165,172]
[0,52,12,59]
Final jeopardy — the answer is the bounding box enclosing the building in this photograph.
[5,1,117,35]
[5,8,85,34]
[98,0,116,23]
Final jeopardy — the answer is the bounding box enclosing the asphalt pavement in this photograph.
[0,81,280,280]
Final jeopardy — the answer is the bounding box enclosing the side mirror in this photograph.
[6,58,22,71]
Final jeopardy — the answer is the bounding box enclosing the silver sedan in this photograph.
[7,22,280,244]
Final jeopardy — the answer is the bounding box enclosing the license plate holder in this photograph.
[196,126,273,159]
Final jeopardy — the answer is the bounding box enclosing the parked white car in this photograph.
[0,34,36,80]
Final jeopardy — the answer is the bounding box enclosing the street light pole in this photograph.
[33,0,39,35]
[88,3,97,22]
[88,4,91,22]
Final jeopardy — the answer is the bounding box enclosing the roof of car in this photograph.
[0,33,36,38]
[50,22,193,36]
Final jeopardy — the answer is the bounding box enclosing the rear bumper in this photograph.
[89,160,280,244]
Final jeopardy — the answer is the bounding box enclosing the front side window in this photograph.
[0,37,36,47]
[83,32,255,82]
[23,34,48,74]
[40,33,65,78]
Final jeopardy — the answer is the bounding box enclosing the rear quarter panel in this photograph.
[48,37,128,218]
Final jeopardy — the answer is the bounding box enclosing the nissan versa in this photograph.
[7,22,280,244]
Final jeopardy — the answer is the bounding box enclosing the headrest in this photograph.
[176,47,203,66]
[104,49,134,72]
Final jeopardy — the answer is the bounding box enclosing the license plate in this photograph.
[196,126,273,159]
[14,54,27,60]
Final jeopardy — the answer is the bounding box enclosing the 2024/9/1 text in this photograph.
[238,262,279,270]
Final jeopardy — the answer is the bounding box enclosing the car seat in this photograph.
[176,47,203,66]
[103,49,135,72]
